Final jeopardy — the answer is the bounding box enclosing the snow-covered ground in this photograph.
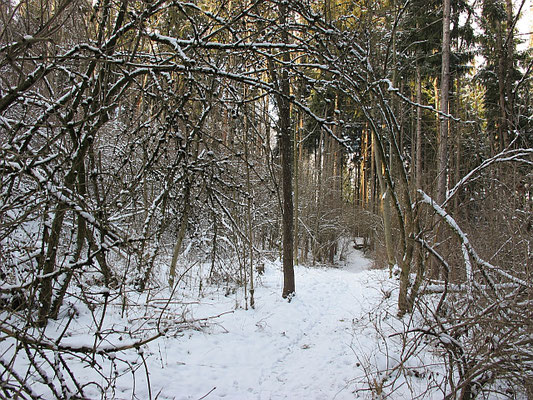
[144,249,379,400]
[4,247,445,399]
[104,248,434,400]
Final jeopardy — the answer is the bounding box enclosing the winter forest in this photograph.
[1,0,532,398]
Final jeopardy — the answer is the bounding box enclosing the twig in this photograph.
[198,386,216,400]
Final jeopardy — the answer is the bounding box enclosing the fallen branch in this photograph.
[0,325,163,355]
[418,190,532,290]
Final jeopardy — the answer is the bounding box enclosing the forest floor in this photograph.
[41,247,442,399]
[146,249,383,400]
[112,247,438,400]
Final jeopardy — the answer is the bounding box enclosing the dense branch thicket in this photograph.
[1,0,532,398]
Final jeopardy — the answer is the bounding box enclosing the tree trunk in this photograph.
[293,111,301,266]
[313,130,324,264]
[375,139,396,278]
[496,26,508,152]
[245,101,255,309]
[168,180,191,288]
[278,1,295,299]
[415,60,423,192]
[437,0,451,206]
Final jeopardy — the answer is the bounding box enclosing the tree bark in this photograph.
[496,26,508,151]
[437,0,451,206]
[415,61,423,192]
[294,111,302,265]
[278,2,295,298]
[168,179,191,288]
[375,138,396,278]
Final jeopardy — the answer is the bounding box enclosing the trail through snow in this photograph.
[138,249,395,400]
[1,245,447,400]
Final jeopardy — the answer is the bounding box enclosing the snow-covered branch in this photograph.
[418,190,531,289]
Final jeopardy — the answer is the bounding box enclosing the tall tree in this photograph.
[271,1,295,299]
[479,0,523,152]
[437,0,451,205]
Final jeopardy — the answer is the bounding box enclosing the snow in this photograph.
[148,250,375,400]
[1,247,447,399]
[111,247,441,400]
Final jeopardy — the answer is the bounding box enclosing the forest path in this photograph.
[139,247,390,400]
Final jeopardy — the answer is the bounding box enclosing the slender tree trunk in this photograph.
[375,139,396,278]
[496,26,508,151]
[168,180,191,288]
[37,128,99,326]
[505,0,515,135]
[49,160,88,320]
[293,111,302,265]
[278,2,295,298]
[89,149,112,283]
[245,101,255,309]
[313,130,323,264]
[415,61,423,192]
[370,128,376,214]
[359,129,369,208]
[453,76,461,217]
[437,0,451,206]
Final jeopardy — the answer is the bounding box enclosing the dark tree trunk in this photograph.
[278,1,295,299]
[437,0,451,206]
